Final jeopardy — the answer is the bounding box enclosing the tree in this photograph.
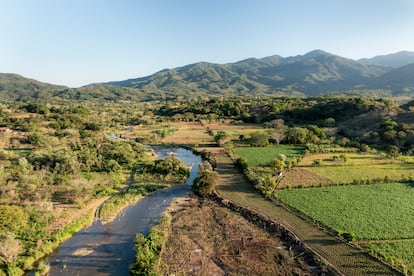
[0,232,23,265]
[192,161,220,196]
[271,158,285,172]
[0,205,28,233]
[214,131,230,146]
[250,131,269,147]
[270,119,287,145]
[386,145,400,159]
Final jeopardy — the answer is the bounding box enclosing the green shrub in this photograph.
[341,232,356,242]
[234,157,248,172]
[192,162,219,197]
[0,205,28,234]
[130,214,171,275]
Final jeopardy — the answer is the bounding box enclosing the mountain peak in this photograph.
[303,49,333,58]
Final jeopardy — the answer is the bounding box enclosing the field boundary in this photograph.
[208,148,402,275]
[211,193,343,275]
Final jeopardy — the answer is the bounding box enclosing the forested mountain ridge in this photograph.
[359,51,414,68]
[0,73,145,101]
[1,50,414,100]
[0,73,66,99]
[369,63,414,93]
[107,50,394,96]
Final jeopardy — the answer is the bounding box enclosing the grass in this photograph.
[275,183,414,240]
[99,183,168,222]
[234,145,304,167]
[299,153,391,166]
[19,210,95,271]
[308,163,414,183]
[365,241,414,274]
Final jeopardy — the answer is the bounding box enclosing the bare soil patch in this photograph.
[160,196,317,275]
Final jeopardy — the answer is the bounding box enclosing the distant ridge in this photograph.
[1,49,414,100]
[106,50,392,96]
[359,51,414,68]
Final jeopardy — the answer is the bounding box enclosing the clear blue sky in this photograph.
[1,0,413,87]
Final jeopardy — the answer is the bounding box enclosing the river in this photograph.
[43,147,202,275]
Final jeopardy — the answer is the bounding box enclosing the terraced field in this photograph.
[208,149,400,275]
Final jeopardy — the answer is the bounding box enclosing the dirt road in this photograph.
[209,149,400,276]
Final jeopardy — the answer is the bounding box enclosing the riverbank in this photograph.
[30,147,201,275]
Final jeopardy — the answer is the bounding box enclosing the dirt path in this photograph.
[207,148,400,276]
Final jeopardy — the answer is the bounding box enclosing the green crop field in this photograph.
[365,241,414,274]
[275,183,414,240]
[234,145,304,167]
[307,163,414,183]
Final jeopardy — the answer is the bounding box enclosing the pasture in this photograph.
[234,145,304,167]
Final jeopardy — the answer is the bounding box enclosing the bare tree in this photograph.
[0,232,23,265]
[270,119,287,145]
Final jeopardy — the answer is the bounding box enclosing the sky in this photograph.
[1,0,414,87]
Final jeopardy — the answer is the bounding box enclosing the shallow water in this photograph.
[43,147,201,275]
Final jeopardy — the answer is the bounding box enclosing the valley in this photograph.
[1,51,414,275]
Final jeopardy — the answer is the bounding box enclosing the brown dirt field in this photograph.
[206,149,401,275]
[202,121,263,131]
[160,196,317,275]
[162,129,213,145]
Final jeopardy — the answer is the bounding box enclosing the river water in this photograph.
[44,147,202,275]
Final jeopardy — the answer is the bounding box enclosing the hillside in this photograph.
[0,73,66,99]
[107,50,392,96]
[369,63,414,93]
[359,51,414,68]
[0,74,146,101]
[2,49,414,101]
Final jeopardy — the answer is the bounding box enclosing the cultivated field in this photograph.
[206,150,398,275]
[230,144,413,273]
[299,152,414,184]
[275,183,414,240]
[365,241,414,274]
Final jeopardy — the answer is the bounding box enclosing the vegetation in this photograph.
[2,86,414,274]
[233,145,304,167]
[130,214,171,275]
[275,183,414,240]
[212,152,397,275]
[192,161,220,196]
[99,183,168,222]
[365,241,414,274]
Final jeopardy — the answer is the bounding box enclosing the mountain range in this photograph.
[1,50,414,100]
